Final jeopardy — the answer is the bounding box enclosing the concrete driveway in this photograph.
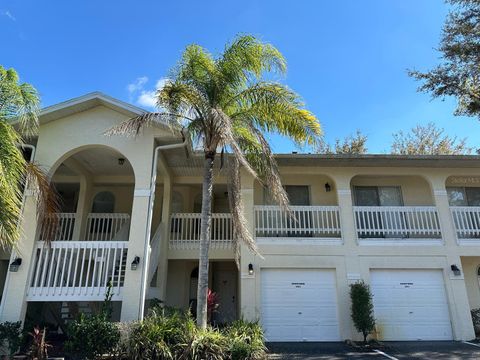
[267,341,480,360]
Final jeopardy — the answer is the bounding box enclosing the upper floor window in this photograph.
[285,186,310,206]
[354,186,403,206]
[447,187,480,206]
[91,191,115,213]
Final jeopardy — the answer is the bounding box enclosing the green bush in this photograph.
[225,320,267,360]
[190,328,226,360]
[65,313,120,359]
[126,308,267,360]
[127,307,195,360]
[0,321,22,357]
[350,281,376,343]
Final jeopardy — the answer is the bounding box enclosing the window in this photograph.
[353,186,403,206]
[447,187,480,206]
[285,186,310,206]
[91,191,115,213]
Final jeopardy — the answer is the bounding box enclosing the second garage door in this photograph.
[261,268,340,342]
[370,269,453,341]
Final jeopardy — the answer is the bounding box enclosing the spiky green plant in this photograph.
[108,35,322,328]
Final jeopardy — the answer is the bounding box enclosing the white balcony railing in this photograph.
[169,213,233,250]
[451,206,480,243]
[27,241,128,301]
[354,206,441,240]
[39,213,76,241]
[39,213,130,242]
[85,213,130,241]
[254,205,342,239]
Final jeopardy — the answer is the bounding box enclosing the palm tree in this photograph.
[109,35,322,328]
[0,65,59,249]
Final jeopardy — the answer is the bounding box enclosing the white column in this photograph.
[331,175,357,340]
[239,173,256,321]
[156,176,172,301]
[120,188,151,321]
[72,176,92,241]
[0,194,39,322]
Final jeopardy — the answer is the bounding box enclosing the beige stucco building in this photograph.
[1,92,480,342]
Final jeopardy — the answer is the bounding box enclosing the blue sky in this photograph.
[1,0,479,153]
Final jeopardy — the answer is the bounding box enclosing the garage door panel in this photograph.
[261,269,340,342]
[371,269,452,341]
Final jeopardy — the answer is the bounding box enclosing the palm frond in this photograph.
[24,162,61,244]
[227,157,262,265]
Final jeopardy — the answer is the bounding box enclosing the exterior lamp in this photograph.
[131,256,140,270]
[451,264,461,276]
[9,258,22,272]
[325,183,332,192]
[248,263,254,276]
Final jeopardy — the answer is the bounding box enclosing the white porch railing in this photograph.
[27,241,128,301]
[450,206,480,242]
[254,205,342,238]
[39,213,130,242]
[169,213,233,250]
[39,213,76,241]
[354,206,441,239]
[85,213,130,241]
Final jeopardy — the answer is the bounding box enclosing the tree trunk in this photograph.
[196,153,215,328]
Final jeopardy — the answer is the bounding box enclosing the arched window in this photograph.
[92,191,115,213]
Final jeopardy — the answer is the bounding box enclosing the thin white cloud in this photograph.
[1,10,16,21]
[126,76,148,95]
[135,78,169,109]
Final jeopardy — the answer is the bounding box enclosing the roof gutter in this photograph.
[138,133,188,320]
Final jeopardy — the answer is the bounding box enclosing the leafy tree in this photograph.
[109,35,322,328]
[0,66,59,248]
[409,0,480,119]
[391,122,471,155]
[317,130,368,154]
[350,281,375,344]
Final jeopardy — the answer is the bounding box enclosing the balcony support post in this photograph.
[427,175,457,246]
[239,172,257,321]
[0,193,39,323]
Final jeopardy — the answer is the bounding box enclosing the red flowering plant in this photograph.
[207,289,220,325]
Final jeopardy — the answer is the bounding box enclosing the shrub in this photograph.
[126,308,267,360]
[471,308,480,334]
[65,313,120,359]
[225,320,267,360]
[65,281,120,359]
[0,321,22,357]
[127,307,195,360]
[190,327,226,360]
[350,281,376,343]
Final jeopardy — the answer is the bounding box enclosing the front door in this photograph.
[213,269,237,325]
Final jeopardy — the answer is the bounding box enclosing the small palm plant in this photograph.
[0,65,59,248]
[109,35,322,328]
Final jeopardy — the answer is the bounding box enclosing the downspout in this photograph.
[138,133,188,319]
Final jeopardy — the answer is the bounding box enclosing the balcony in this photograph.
[254,205,342,244]
[354,206,442,245]
[450,207,480,245]
[169,213,233,250]
[27,213,130,301]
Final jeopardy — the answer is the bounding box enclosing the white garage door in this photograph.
[370,269,453,341]
[261,268,340,342]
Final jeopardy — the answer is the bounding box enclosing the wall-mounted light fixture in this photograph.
[9,258,22,272]
[451,264,461,276]
[131,256,140,270]
[118,158,125,166]
[248,263,254,276]
[325,183,332,192]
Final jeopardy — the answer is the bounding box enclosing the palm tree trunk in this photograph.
[196,152,215,328]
